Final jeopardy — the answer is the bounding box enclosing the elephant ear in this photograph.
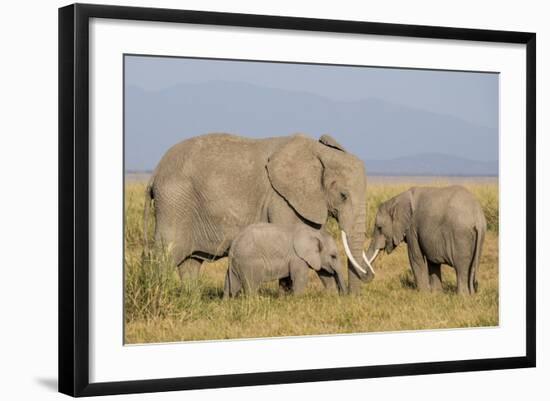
[390,191,413,247]
[294,231,323,271]
[319,134,346,152]
[267,135,328,225]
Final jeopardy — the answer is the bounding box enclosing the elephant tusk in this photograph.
[368,249,380,265]
[362,250,377,275]
[341,231,369,276]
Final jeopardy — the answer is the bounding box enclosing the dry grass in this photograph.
[124,178,499,344]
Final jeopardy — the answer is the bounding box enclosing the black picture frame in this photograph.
[59,3,536,397]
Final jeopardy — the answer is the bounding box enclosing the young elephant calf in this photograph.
[224,223,346,297]
[364,186,486,295]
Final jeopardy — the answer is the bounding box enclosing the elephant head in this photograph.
[294,228,347,295]
[266,134,375,291]
[364,189,414,266]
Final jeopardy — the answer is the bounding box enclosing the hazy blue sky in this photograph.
[124,55,499,174]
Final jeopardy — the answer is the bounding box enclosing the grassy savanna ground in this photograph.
[124,177,499,344]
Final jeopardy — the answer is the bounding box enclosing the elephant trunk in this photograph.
[334,267,348,295]
[342,210,374,293]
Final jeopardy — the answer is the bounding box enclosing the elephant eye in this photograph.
[340,192,348,201]
[331,254,337,259]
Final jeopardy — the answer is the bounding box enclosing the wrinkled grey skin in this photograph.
[223,223,346,297]
[144,133,373,293]
[364,186,486,295]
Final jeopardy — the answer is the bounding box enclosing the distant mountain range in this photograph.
[124,81,498,176]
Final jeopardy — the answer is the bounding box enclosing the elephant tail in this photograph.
[143,178,155,249]
[469,224,485,294]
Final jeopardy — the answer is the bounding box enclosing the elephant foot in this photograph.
[415,283,431,292]
[456,287,470,296]
[414,276,431,292]
[429,280,443,293]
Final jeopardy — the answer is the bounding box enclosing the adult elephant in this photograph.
[144,133,375,293]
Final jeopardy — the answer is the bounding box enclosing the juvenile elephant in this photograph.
[224,223,346,297]
[364,186,486,295]
[144,133,375,293]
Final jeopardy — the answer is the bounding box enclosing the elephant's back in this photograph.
[443,186,484,223]
[151,133,294,211]
[153,133,289,182]
[415,185,484,229]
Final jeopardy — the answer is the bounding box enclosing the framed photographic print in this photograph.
[58,3,536,397]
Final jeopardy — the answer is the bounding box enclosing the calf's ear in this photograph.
[294,233,322,271]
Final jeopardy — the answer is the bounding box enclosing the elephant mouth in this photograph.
[324,266,336,275]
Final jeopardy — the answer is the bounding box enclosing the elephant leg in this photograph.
[469,238,483,294]
[455,261,470,295]
[406,234,429,291]
[428,261,443,292]
[290,260,309,295]
[177,257,202,283]
[316,269,338,293]
[291,271,308,295]
[224,268,242,298]
[453,236,476,295]
[470,266,479,294]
